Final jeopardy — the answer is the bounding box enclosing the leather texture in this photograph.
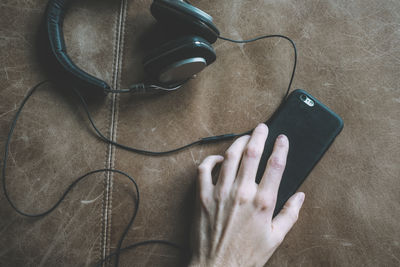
[1,0,399,267]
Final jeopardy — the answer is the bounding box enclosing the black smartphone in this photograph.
[255,89,344,217]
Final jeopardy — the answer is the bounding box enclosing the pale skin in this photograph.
[189,123,305,267]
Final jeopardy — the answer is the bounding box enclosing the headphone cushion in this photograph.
[151,0,219,44]
[143,35,216,83]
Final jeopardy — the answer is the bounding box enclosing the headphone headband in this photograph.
[46,0,111,94]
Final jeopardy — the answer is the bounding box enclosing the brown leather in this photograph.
[1,0,399,266]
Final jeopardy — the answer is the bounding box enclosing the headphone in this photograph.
[44,0,297,154]
[4,1,298,266]
[46,0,222,95]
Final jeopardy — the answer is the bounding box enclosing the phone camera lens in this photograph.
[300,94,315,107]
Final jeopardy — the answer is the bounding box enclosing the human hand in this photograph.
[189,123,305,267]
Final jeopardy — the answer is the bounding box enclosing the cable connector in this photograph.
[200,134,238,143]
[129,83,147,93]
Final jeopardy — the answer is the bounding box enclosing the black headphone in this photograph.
[46,0,221,95]
[4,3,298,266]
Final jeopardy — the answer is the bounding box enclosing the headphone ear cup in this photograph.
[143,35,216,85]
[151,0,219,44]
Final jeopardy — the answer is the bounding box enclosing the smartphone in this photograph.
[255,89,344,217]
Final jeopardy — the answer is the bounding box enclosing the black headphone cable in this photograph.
[1,80,181,267]
[81,34,297,156]
[1,33,297,267]
[218,34,297,103]
[103,34,297,107]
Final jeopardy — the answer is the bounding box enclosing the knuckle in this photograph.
[288,209,299,222]
[197,164,208,174]
[254,195,276,211]
[214,186,229,202]
[224,149,237,161]
[235,188,253,204]
[198,156,216,174]
[281,203,299,223]
[268,155,286,171]
[254,200,270,211]
[245,145,262,159]
[199,192,212,208]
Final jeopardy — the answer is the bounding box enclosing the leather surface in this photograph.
[1,1,399,267]
[1,0,121,266]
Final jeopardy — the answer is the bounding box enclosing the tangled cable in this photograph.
[1,33,297,266]
[1,80,181,267]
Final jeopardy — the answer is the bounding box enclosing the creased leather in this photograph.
[1,0,399,267]
[0,0,119,266]
[112,0,400,266]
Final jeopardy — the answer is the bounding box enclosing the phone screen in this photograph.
[255,89,343,216]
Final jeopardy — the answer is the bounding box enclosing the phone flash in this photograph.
[300,94,315,107]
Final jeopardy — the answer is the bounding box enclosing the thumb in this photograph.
[271,192,305,243]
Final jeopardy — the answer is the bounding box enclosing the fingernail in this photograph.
[297,192,305,203]
[278,134,288,143]
[258,123,267,128]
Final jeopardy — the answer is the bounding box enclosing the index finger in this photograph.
[256,135,289,212]
[235,123,269,186]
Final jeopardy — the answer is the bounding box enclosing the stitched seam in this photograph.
[108,1,127,264]
[99,83,113,262]
[99,96,111,263]
[100,1,118,266]
[100,0,128,266]
[99,16,116,267]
